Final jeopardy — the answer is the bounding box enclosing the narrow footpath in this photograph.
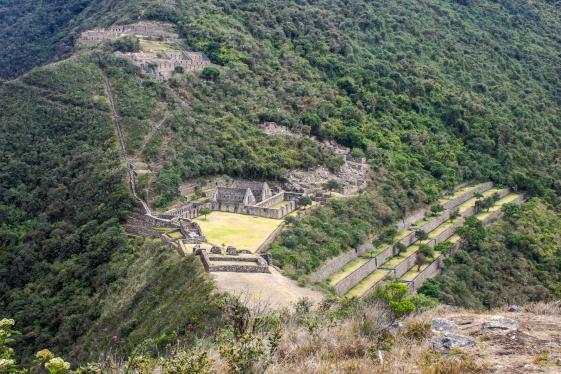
[102,72,167,221]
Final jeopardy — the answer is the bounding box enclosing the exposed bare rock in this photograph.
[482,315,519,331]
[431,318,459,334]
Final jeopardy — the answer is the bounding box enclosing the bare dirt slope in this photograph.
[211,267,323,309]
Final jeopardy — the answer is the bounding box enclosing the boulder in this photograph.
[482,316,518,331]
[432,335,477,352]
[432,318,459,334]
[210,246,222,254]
[508,305,522,313]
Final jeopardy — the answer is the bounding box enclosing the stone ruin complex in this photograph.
[257,122,370,197]
[194,245,272,273]
[77,22,180,46]
[77,22,212,81]
[115,51,211,80]
[285,141,369,197]
[165,180,301,220]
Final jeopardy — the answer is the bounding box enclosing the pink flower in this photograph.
[112,335,118,343]
[186,323,193,331]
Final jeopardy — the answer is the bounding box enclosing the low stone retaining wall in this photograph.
[334,258,377,295]
[431,219,464,245]
[441,182,493,210]
[407,256,444,291]
[309,250,359,283]
[309,182,496,286]
[308,241,374,283]
[392,252,419,279]
[405,194,526,292]
[257,222,287,253]
[198,250,270,273]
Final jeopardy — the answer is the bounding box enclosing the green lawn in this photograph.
[139,39,180,52]
[194,211,283,252]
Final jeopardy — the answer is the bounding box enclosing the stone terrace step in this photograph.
[344,187,512,297]
[330,183,496,295]
[397,192,524,293]
[347,269,391,298]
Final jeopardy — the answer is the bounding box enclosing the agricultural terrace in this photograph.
[194,211,283,252]
[342,185,521,298]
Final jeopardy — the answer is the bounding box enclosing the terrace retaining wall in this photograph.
[441,182,493,210]
[256,222,287,253]
[309,241,373,283]
[309,182,495,286]
[334,258,378,295]
[408,256,444,291]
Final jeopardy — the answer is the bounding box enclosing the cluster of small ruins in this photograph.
[115,51,212,80]
[78,22,212,81]
[259,122,370,197]
[77,22,180,46]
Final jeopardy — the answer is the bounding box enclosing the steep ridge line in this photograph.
[102,72,169,223]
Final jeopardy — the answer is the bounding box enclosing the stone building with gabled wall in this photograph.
[166,180,300,220]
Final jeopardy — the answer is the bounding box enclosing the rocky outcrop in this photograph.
[482,316,518,331]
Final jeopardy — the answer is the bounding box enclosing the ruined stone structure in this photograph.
[164,180,299,220]
[210,181,298,219]
[77,22,180,46]
[116,51,212,80]
[78,22,213,81]
[196,248,271,273]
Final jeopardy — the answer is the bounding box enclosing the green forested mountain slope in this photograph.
[0,55,219,362]
[1,0,561,363]
[0,0,166,79]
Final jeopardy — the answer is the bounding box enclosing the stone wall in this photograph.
[396,208,427,231]
[309,249,361,283]
[334,258,377,295]
[375,245,397,265]
[256,222,287,253]
[408,256,444,291]
[309,182,497,286]
[198,250,270,273]
[431,219,464,245]
[406,194,526,292]
[255,192,285,208]
[441,182,493,210]
[166,202,212,219]
[248,200,296,219]
[393,252,419,279]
